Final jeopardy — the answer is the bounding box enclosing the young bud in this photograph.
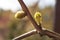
[15,11,26,19]
[34,12,42,25]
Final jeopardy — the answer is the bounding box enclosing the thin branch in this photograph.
[13,28,60,40]
[42,28,60,40]
[13,29,37,40]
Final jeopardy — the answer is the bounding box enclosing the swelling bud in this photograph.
[15,11,26,19]
[34,12,42,25]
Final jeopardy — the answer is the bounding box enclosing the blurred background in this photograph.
[0,0,56,40]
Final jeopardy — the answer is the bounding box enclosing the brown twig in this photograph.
[13,28,60,40]
[13,29,37,40]
[13,0,60,40]
[43,28,60,40]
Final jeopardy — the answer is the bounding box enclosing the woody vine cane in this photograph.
[13,0,60,40]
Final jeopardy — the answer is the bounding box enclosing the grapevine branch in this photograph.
[13,0,60,40]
